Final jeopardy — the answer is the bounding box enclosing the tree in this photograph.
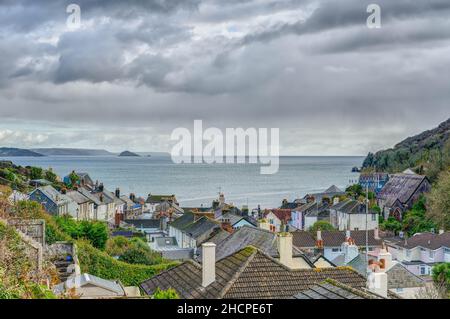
[380,217,402,234]
[45,169,57,183]
[309,220,335,232]
[152,288,179,299]
[427,171,450,231]
[29,167,43,180]
[68,171,79,187]
[345,184,363,198]
[432,263,450,292]
[402,196,436,236]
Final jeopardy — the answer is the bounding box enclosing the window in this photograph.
[332,248,340,252]
[420,267,426,275]
[371,214,376,221]
[429,250,435,259]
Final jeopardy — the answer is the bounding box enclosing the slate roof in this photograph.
[66,191,91,205]
[146,194,177,204]
[292,280,382,299]
[124,219,160,229]
[78,187,103,206]
[378,174,429,207]
[385,232,450,250]
[198,225,305,261]
[169,212,219,240]
[33,185,73,206]
[140,246,367,299]
[218,213,258,227]
[386,263,425,289]
[330,199,378,215]
[292,230,383,248]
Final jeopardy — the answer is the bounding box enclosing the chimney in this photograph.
[219,193,225,205]
[378,244,391,271]
[367,270,388,298]
[115,188,120,198]
[345,230,351,240]
[99,194,104,202]
[221,218,233,233]
[317,230,322,241]
[374,227,380,240]
[202,243,216,287]
[98,183,104,192]
[342,240,359,264]
[277,232,293,268]
[130,193,136,202]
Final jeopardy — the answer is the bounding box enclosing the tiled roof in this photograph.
[292,280,382,299]
[140,246,367,299]
[292,230,383,248]
[378,174,429,207]
[385,232,450,250]
[266,209,292,223]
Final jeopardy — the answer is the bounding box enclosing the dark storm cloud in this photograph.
[0,0,449,154]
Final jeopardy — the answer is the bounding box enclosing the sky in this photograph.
[0,0,449,155]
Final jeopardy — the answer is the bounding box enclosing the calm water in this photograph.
[1,156,363,209]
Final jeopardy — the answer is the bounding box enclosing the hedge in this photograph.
[76,240,179,286]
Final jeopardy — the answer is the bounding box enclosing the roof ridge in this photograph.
[218,246,259,298]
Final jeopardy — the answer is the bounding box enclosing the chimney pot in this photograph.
[202,242,216,287]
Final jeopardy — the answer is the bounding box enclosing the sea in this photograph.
[1,156,363,209]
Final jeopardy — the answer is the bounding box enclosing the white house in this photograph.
[329,199,378,231]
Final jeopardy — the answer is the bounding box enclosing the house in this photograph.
[140,241,367,299]
[197,226,332,269]
[123,219,163,241]
[301,185,345,204]
[145,194,178,213]
[29,179,52,187]
[149,237,193,260]
[53,273,140,299]
[292,201,330,230]
[66,191,95,221]
[120,194,144,219]
[377,173,431,220]
[29,185,77,217]
[8,190,29,204]
[91,190,116,222]
[329,199,379,231]
[262,209,292,232]
[384,231,450,276]
[216,212,257,230]
[63,172,94,188]
[78,187,108,221]
[292,229,383,262]
[359,172,389,194]
[168,212,220,249]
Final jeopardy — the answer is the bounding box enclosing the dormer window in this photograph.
[429,250,435,259]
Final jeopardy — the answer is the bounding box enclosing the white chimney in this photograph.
[367,271,388,298]
[374,227,380,240]
[342,241,359,264]
[378,244,392,271]
[201,242,216,287]
[316,230,322,241]
[345,230,351,240]
[277,233,293,268]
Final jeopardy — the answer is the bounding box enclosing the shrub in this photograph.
[54,216,108,249]
[432,263,450,291]
[76,240,178,286]
[309,220,335,232]
[152,288,179,299]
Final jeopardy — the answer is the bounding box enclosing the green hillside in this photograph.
[362,118,450,181]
